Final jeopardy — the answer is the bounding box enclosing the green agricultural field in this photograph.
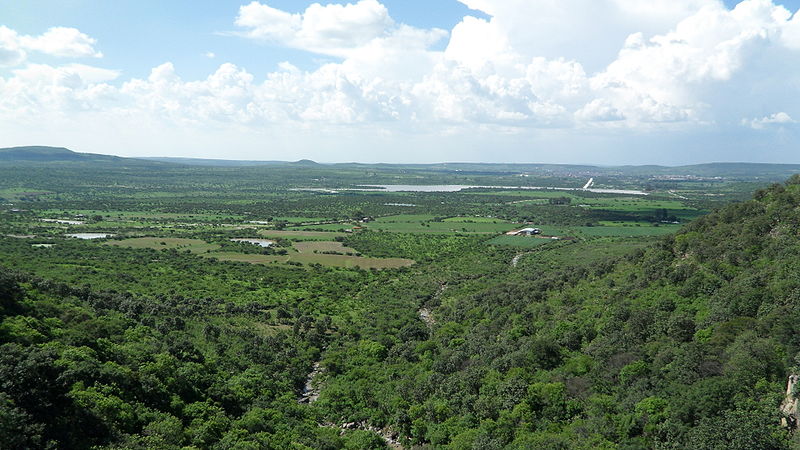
[442,216,507,223]
[106,237,221,253]
[375,214,439,222]
[269,216,335,223]
[577,224,682,237]
[259,229,346,240]
[486,235,554,248]
[357,214,522,234]
[286,224,353,232]
[577,198,702,218]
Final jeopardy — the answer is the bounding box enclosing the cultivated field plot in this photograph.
[577,224,681,237]
[486,235,554,248]
[293,253,414,269]
[286,224,351,232]
[366,215,522,234]
[103,235,411,269]
[106,237,221,253]
[259,230,346,240]
[294,241,358,254]
[577,198,702,219]
[269,217,334,223]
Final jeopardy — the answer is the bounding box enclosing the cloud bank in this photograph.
[1,0,799,163]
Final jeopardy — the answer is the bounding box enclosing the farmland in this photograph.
[107,237,222,253]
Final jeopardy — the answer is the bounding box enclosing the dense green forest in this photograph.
[2,152,800,448]
[315,177,800,449]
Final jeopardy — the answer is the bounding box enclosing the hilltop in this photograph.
[0,146,156,166]
[0,146,93,162]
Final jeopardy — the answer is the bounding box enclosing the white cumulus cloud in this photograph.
[0,26,26,67]
[235,0,445,57]
[19,27,102,58]
[745,111,796,128]
[0,26,102,68]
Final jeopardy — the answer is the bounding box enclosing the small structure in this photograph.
[506,227,542,236]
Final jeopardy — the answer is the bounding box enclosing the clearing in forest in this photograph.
[106,237,221,253]
[294,241,358,254]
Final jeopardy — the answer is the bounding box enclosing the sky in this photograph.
[1,0,799,165]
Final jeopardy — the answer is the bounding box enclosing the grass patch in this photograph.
[350,214,522,234]
[486,235,555,248]
[577,224,681,237]
[107,237,221,253]
[259,230,346,240]
[516,237,659,271]
[442,216,507,223]
[294,241,358,254]
[292,253,414,269]
[374,214,438,222]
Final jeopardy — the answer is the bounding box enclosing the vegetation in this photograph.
[2,150,800,448]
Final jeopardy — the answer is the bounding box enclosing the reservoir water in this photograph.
[351,185,648,195]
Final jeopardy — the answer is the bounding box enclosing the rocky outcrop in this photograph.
[298,362,324,404]
[781,374,799,429]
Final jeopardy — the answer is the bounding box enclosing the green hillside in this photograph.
[318,176,800,448]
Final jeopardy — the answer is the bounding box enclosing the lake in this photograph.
[350,185,648,195]
[66,233,114,239]
[230,238,274,248]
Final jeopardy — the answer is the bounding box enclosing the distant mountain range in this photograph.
[2,146,800,179]
[138,156,321,167]
[0,146,320,168]
[0,146,121,162]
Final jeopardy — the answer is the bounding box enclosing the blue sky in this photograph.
[1,0,799,164]
[0,0,485,78]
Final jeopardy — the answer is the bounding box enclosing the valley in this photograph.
[1,147,800,448]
